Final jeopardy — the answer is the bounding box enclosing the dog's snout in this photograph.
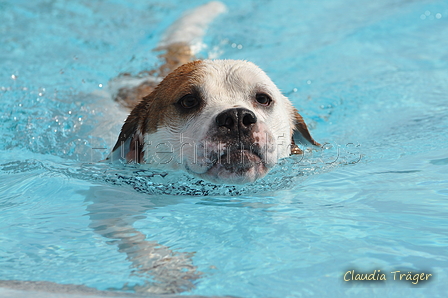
[216,108,257,131]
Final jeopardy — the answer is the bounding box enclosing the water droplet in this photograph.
[307,80,312,85]
[38,88,46,97]
[436,13,442,19]
[11,74,17,80]
[98,84,103,88]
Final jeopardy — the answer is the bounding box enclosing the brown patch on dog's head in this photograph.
[108,60,205,162]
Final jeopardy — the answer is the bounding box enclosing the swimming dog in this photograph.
[106,2,320,185]
[88,1,321,294]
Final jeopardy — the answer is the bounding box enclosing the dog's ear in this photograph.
[291,108,320,155]
[106,95,153,163]
[106,114,144,163]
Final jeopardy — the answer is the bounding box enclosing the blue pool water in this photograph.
[1,0,448,297]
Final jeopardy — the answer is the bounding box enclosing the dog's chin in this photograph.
[195,150,269,185]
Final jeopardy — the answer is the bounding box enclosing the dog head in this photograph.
[107,60,320,184]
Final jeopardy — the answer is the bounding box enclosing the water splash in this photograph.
[1,143,361,196]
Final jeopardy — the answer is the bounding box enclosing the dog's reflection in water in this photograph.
[82,186,200,294]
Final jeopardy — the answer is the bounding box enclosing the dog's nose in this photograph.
[215,108,257,132]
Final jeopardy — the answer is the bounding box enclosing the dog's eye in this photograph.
[178,95,199,109]
[255,93,272,106]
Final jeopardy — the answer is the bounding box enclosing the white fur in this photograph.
[159,1,227,54]
[141,60,295,183]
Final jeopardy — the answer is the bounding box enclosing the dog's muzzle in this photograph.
[193,107,272,184]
